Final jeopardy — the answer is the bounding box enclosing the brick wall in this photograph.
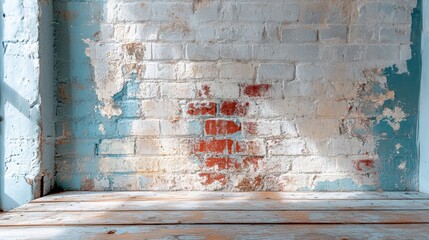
[1,0,55,210]
[55,0,420,191]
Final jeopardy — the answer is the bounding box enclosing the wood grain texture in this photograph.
[31,191,429,202]
[0,224,428,240]
[3,191,429,239]
[13,199,429,212]
[1,210,429,225]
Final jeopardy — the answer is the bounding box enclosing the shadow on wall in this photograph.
[0,0,49,210]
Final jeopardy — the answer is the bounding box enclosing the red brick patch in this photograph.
[243,84,271,97]
[194,139,234,154]
[220,101,249,116]
[206,157,240,170]
[199,173,227,185]
[198,84,211,98]
[205,119,241,135]
[235,140,265,156]
[187,102,217,116]
[242,156,263,168]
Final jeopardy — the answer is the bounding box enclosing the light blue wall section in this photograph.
[0,0,55,211]
[420,0,429,193]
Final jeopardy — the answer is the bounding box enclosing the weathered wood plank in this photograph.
[0,224,428,240]
[1,210,429,226]
[32,191,429,203]
[13,199,429,212]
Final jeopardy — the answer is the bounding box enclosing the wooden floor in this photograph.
[1,192,429,239]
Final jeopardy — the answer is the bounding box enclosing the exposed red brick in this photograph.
[199,173,227,185]
[205,119,241,135]
[220,101,249,116]
[354,159,375,171]
[243,122,258,135]
[242,156,263,168]
[187,102,217,116]
[206,157,240,170]
[235,141,265,156]
[243,84,271,97]
[237,175,264,191]
[194,139,234,154]
[198,84,211,98]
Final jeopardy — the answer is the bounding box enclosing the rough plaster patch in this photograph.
[380,106,407,131]
[84,39,146,118]
[98,123,106,134]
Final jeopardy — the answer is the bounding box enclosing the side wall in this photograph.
[420,0,429,193]
[55,0,420,191]
[0,0,55,211]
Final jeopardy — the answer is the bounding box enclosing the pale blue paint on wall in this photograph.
[0,0,56,210]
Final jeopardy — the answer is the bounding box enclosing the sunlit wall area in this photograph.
[0,0,55,211]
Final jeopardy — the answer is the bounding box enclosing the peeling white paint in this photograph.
[380,107,407,131]
[98,123,106,135]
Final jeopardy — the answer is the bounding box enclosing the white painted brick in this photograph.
[151,2,192,22]
[216,24,264,42]
[141,100,181,119]
[186,44,220,61]
[144,63,177,80]
[116,2,152,22]
[319,25,348,42]
[257,63,295,82]
[296,119,341,139]
[300,3,327,23]
[365,45,400,61]
[219,62,255,80]
[260,100,314,118]
[253,44,320,61]
[196,82,240,99]
[316,99,349,118]
[136,139,180,155]
[243,121,281,137]
[118,119,160,136]
[284,81,326,98]
[160,120,202,136]
[329,136,364,156]
[268,139,307,156]
[220,44,252,60]
[281,121,299,137]
[114,24,158,42]
[99,139,135,155]
[320,45,366,62]
[99,157,159,173]
[282,28,317,43]
[292,157,338,173]
[140,82,159,98]
[177,62,219,79]
[195,24,216,42]
[158,156,200,173]
[191,0,220,23]
[152,43,183,60]
[260,157,293,174]
[349,25,379,43]
[161,82,196,99]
